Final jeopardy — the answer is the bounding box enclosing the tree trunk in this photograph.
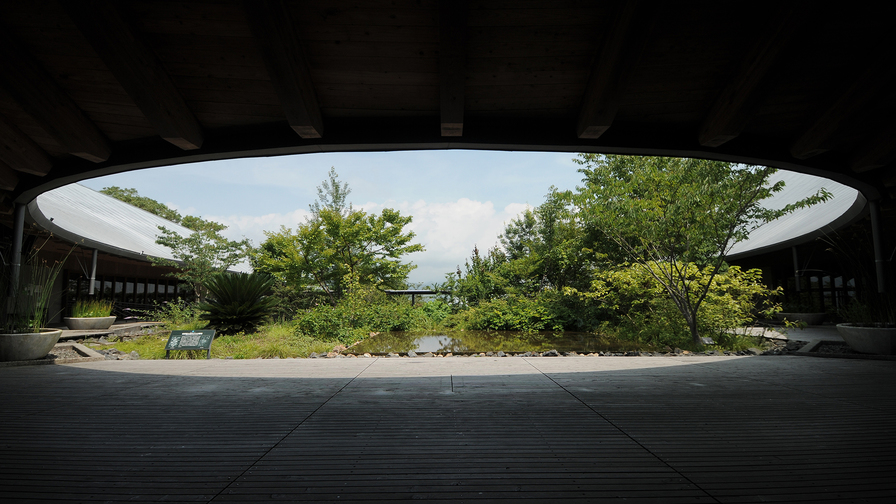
[686,312,703,347]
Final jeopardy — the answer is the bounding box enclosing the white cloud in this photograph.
[361,198,530,284]
[200,199,530,284]
[207,208,313,245]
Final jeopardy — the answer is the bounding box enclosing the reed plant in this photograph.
[1,249,67,334]
[72,298,114,318]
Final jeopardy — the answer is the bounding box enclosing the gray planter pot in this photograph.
[836,323,896,355]
[63,316,116,331]
[0,329,63,361]
[775,312,826,325]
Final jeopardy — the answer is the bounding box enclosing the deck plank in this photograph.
[0,356,894,502]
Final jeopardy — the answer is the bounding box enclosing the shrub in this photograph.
[294,282,414,344]
[448,295,561,332]
[591,263,778,348]
[72,298,114,318]
[408,299,453,330]
[150,298,206,330]
[199,272,278,335]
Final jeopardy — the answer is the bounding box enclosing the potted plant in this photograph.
[64,298,116,330]
[775,292,826,325]
[836,297,896,355]
[1,252,67,362]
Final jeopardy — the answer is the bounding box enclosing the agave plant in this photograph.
[198,272,277,335]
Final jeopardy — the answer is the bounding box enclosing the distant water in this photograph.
[348,330,644,354]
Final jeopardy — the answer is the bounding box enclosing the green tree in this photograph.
[102,186,251,301]
[151,219,250,302]
[253,170,424,304]
[100,186,183,223]
[499,188,595,294]
[573,154,830,346]
[309,166,352,216]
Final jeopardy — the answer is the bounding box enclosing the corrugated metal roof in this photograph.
[27,183,193,262]
[726,170,865,259]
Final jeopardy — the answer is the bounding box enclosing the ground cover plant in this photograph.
[97,322,333,359]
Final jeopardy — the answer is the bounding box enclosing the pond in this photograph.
[348,330,647,355]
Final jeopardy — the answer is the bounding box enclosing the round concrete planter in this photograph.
[775,312,826,325]
[836,323,896,355]
[0,329,63,361]
[63,316,116,331]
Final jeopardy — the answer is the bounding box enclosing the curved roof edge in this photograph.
[27,183,192,264]
[726,172,867,261]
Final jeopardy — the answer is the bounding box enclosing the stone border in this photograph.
[0,342,105,368]
[792,340,896,361]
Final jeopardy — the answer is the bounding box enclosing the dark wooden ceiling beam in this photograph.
[244,0,323,139]
[790,58,895,160]
[0,115,53,176]
[64,0,204,151]
[576,1,647,139]
[439,0,467,137]
[850,123,896,173]
[0,160,20,191]
[0,31,111,163]
[698,5,799,148]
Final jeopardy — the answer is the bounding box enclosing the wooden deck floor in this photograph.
[1,355,894,502]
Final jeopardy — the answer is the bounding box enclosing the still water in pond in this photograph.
[349,330,645,354]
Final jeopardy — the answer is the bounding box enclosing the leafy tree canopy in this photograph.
[151,225,250,302]
[101,185,250,301]
[253,169,424,303]
[573,154,831,345]
[309,166,352,216]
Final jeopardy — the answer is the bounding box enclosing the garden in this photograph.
[75,155,840,359]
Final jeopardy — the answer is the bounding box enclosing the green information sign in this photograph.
[165,330,216,359]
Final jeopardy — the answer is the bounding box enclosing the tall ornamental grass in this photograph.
[72,299,114,318]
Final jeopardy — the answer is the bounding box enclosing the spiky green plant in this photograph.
[198,272,277,335]
[72,298,114,318]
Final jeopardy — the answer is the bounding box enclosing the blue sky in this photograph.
[80,150,587,285]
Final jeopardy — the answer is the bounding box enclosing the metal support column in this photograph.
[870,200,886,294]
[88,249,98,295]
[792,246,800,292]
[7,203,26,296]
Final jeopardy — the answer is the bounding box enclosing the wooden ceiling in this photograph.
[1,0,895,210]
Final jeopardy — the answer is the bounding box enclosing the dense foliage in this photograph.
[589,263,779,349]
[253,169,423,306]
[572,154,829,345]
[442,155,826,347]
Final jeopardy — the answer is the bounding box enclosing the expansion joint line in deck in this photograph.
[206,357,379,503]
[523,358,722,504]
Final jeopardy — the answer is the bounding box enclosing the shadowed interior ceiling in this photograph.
[1,0,895,221]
